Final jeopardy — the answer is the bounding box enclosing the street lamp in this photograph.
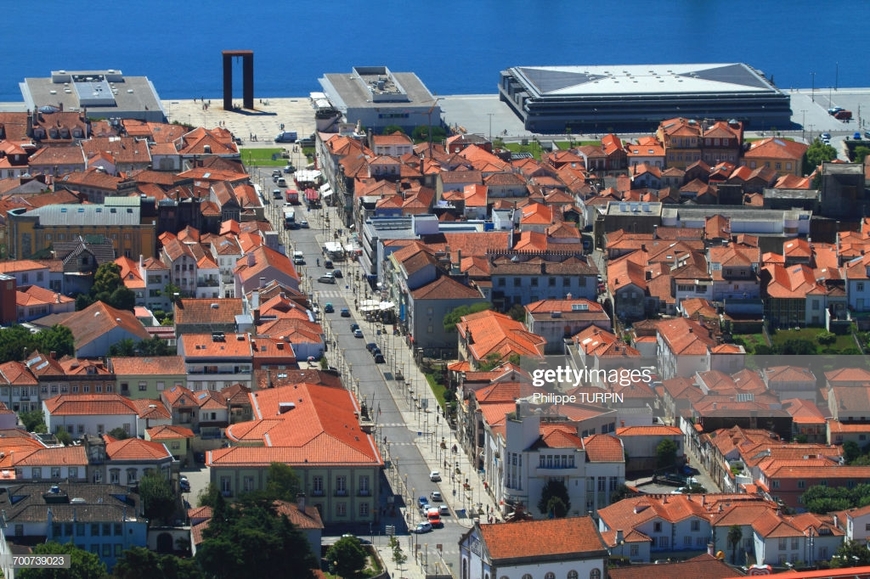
[811,71,816,102]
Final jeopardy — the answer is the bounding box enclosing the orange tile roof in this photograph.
[108,356,187,376]
[179,333,253,358]
[608,554,736,579]
[62,301,150,350]
[616,425,681,437]
[582,434,625,462]
[0,446,87,469]
[146,425,194,440]
[105,437,172,461]
[478,516,607,560]
[43,393,138,416]
[458,310,546,362]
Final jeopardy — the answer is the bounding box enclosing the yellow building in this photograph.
[742,137,809,177]
[209,380,382,525]
[7,197,156,260]
[107,356,188,399]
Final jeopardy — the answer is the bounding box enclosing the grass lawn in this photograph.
[500,141,546,159]
[239,147,287,166]
[425,373,449,411]
[733,333,768,354]
[770,327,857,352]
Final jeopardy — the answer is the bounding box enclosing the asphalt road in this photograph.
[252,167,468,575]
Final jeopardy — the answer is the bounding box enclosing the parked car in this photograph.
[284,164,296,174]
[293,256,305,265]
[324,260,334,269]
[179,476,190,492]
[350,323,360,332]
[429,471,441,482]
[340,308,351,317]
[332,269,343,278]
[366,342,378,352]
[275,131,298,143]
[834,110,853,121]
[374,353,385,364]
[418,496,429,508]
[654,472,686,487]
[828,106,844,115]
[353,328,364,338]
[324,303,334,313]
[318,274,336,284]
[413,522,433,534]
[298,220,309,228]
[821,132,831,141]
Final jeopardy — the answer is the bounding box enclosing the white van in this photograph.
[277,177,287,188]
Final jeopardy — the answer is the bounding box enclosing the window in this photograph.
[791,537,799,550]
[90,545,99,554]
[778,538,787,550]
[360,503,369,516]
[360,476,370,495]
[545,574,555,579]
[76,523,85,536]
[859,283,865,292]
[797,480,805,489]
[115,544,123,557]
[630,544,639,556]
[691,520,700,531]
[336,476,347,495]
[127,469,137,483]
[653,522,662,532]
[157,381,165,391]
[659,536,669,548]
[103,523,111,536]
[243,476,254,492]
[568,572,578,579]
[110,469,120,484]
[91,524,100,536]
[51,467,61,479]
[313,476,324,495]
[139,382,147,391]
[548,277,556,287]
[336,502,347,516]
[684,536,692,546]
[531,278,538,287]
[513,278,521,287]
[32,467,42,479]
[102,544,111,557]
[497,278,505,287]
[64,523,73,536]
[590,570,601,579]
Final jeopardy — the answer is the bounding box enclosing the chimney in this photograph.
[259,276,266,289]
[50,351,56,360]
[296,493,306,513]
[616,529,624,545]
[247,252,255,266]
[139,254,144,269]
[707,542,715,557]
[833,514,839,529]
[702,495,706,505]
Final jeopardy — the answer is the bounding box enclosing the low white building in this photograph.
[459,517,607,579]
[43,393,141,438]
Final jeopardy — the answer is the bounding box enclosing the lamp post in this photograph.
[487,113,494,142]
[801,109,807,142]
[811,71,816,102]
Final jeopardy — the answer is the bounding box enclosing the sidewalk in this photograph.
[311,203,502,578]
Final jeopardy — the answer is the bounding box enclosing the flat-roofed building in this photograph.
[21,69,165,122]
[499,62,791,132]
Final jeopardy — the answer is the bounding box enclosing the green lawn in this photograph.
[239,147,287,166]
[425,373,449,411]
[770,327,858,353]
[733,333,768,354]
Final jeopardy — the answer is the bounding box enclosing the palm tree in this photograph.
[727,524,743,564]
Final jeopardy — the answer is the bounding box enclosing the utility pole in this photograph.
[835,61,839,91]
[811,72,816,102]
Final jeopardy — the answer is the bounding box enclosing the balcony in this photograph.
[358,489,371,497]
[311,490,324,497]
[221,490,233,497]
[334,490,348,497]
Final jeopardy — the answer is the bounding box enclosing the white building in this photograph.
[459,517,607,579]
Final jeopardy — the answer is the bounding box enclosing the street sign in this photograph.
[386,525,395,536]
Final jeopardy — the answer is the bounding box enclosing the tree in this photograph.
[108,427,130,440]
[115,547,204,579]
[442,302,491,333]
[55,429,72,445]
[139,472,176,524]
[263,462,301,502]
[326,536,367,578]
[109,338,137,357]
[843,440,862,464]
[34,325,75,359]
[777,338,816,355]
[197,483,220,508]
[77,263,135,312]
[507,303,526,322]
[537,479,570,518]
[163,282,183,304]
[389,536,407,573]
[136,336,173,356]
[854,145,870,164]
[803,139,838,175]
[19,409,46,432]
[656,438,678,469]
[831,539,870,568]
[609,484,635,504]
[18,541,107,579]
[382,125,405,135]
[0,325,34,361]
[727,524,743,564]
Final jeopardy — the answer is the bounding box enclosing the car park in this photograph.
[324,303,334,313]
[340,308,351,317]
[429,471,441,482]
[413,522,433,534]
[353,328,364,338]
[318,274,336,284]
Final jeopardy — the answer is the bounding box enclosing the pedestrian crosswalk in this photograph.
[314,290,347,299]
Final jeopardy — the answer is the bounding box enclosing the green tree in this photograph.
[777,338,817,355]
[197,483,220,508]
[537,479,571,518]
[854,145,870,164]
[727,524,743,564]
[163,282,183,304]
[656,438,678,469]
[263,462,301,502]
[78,263,135,312]
[19,409,46,432]
[389,536,407,573]
[326,536,367,578]
[843,440,862,464]
[55,429,72,445]
[507,303,526,322]
[412,124,447,144]
[831,539,870,567]
[136,336,172,356]
[115,547,204,579]
[34,325,75,359]
[803,139,838,175]
[0,325,35,361]
[139,472,176,524]
[442,302,491,333]
[609,484,635,504]
[382,125,405,135]
[18,541,107,579]
[108,338,137,357]
[108,427,129,440]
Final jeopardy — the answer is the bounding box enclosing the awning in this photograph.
[322,190,334,198]
[380,301,395,310]
[305,188,318,200]
[319,183,332,194]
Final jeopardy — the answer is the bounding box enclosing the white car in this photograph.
[430,491,442,502]
[429,470,441,482]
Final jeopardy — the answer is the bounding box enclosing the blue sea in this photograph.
[1,1,868,102]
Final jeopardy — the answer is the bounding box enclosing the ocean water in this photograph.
[1,1,868,102]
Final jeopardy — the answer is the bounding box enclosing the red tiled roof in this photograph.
[146,425,195,440]
[582,434,625,462]
[105,437,172,461]
[43,394,138,416]
[478,517,607,561]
